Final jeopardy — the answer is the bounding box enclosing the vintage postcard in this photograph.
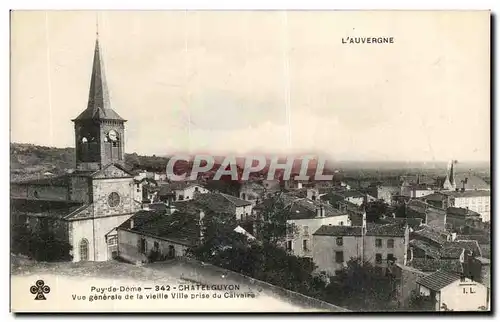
[10,10,491,313]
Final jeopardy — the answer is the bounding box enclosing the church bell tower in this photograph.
[72,32,126,172]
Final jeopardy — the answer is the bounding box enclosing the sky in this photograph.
[10,10,490,162]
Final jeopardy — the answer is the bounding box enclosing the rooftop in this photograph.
[442,190,490,198]
[410,258,463,273]
[417,270,462,291]
[409,239,441,259]
[313,225,362,237]
[446,207,481,217]
[118,210,200,246]
[412,226,450,245]
[366,222,407,237]
[443,240,482,257]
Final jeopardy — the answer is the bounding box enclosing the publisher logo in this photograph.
[30,280,50,300]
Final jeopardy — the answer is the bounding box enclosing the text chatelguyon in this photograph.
[165,155,334,181]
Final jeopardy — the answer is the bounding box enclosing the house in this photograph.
[441,190,490,222]
[364,222,410,270]
[406,199,447,230]
[192,192,254,222]
[446,207,482,232]
[416,270,489,311]
[392,263,429,308]
[117,209,201,263]
[239,181,267,205]
[312,225,364,275]
[411,226,452,248]
[420,192,451,209]
[368,184,400,205]
[401,184,436,198]
[158,181,209,203]
[312,221,409,276]
[10,35,142,262]
[409,258,463,274]
[284,196,350,258]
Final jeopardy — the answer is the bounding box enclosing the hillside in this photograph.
[10,143,172,182]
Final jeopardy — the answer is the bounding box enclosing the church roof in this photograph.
[73,37,125,122]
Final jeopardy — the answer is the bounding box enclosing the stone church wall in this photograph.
[92,178,138,218]
[70,213,133,262]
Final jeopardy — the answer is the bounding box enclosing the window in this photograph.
[108,192,121,207]
[340,221,344,226]
[195,187,199,192]
[387,254,395,263]
[168,245,176,258]
[287,240,292,251]
[387,239,395,248]
[375,253,382,264]
[79,239,89,261]
[335,251,344,263]
[375,239,382,248]
[303,240,309,251]
[154,241,159,251]
[336,237,343,246]
[303,226,309,236]
[107,237,117,246]
[138,238,147,254]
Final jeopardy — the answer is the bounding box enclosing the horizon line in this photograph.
[10,141,491,165]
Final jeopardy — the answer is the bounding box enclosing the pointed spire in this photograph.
[449,160,456,186]
[73,30,125,122]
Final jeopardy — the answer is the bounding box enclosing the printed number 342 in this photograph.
[155,285,170,291]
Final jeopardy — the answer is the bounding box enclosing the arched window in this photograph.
[79,239,89,261]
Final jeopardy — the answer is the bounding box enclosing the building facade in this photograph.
[11,35,141,262]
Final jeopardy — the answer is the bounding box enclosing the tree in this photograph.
[364,200,390,223]
[257,195,297,244]
[11,219,73,262]
[325,258,395,310]
[408,290,435,311]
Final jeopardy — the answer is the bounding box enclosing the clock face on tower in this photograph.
[107,130,118,142]
[108,192,121,208]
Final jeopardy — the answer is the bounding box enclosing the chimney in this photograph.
[130,219,134,229]
[320,205,325,217]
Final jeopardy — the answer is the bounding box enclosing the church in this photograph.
[11,34,142,262]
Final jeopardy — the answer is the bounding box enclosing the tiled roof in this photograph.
[410,258,463,273]
[158,181,204,195]
[446,207,481,217]
[313,225,362,237]
[118,210,200,246]
[11,198,84,219]
[417,270,462,291]
[193,192,251,214]
[337,190,365,198]
[412,226,449,245]
[456,234,490,245]
[444,240,482,257]
[382,217,423,230]
[221,193,253,207]
[421,192,449,202]
[439,246,464,260]
[407,199,446,216]
[442,190,490,198]
[409,239,441,259]
[11,174,71,186]
[287,198,347,220]
[366,222,407,237]
[454,174,490,191]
